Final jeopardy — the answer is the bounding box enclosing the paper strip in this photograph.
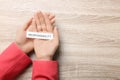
[26,31,53,40]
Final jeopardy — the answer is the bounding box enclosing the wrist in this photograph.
[15,42,28,54]
[36,56,53,61]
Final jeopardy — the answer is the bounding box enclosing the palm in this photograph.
[34,39,58,59]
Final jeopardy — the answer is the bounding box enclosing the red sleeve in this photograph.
[32,60,58,80]
[0,42,32,80]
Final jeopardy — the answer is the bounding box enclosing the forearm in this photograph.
[32,60,58,80]
[0,42,32,80]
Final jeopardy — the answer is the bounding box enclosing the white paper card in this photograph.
[26,31,53,40]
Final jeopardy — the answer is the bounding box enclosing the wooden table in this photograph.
[0,0,120,80]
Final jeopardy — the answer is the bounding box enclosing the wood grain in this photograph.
[0,0,120,80]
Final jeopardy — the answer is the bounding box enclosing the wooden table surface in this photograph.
[0,0,120,80]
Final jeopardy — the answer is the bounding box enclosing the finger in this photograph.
[23,18,32,31]
[46,13,55,24]
[46,13,50,17]
[27,19,34,31]
[50,18,55,25]
[49,13,55,20]
[35,12,42,32]
[53,27,59,42]
[46,13,55,20]
[29,18,37,32]
[38,12,46,31]
[44,13,53,32]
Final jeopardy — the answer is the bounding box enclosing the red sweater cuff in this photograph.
[0,42,32,79]
[32,61,58,80]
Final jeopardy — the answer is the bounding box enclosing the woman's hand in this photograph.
[15,18,34,53]
[15,12,55,54]
[33,12,59,60]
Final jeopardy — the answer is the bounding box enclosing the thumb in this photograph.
[53,27,59,41]
[23,18,33,31]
